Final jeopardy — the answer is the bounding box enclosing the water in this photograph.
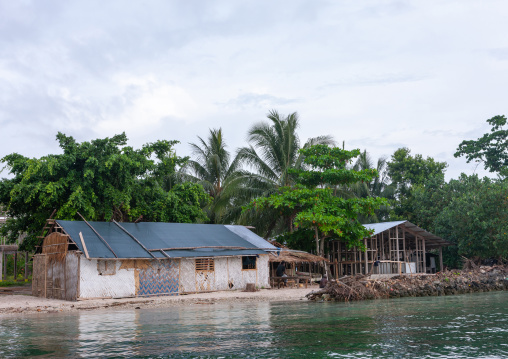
[1,291,507,358]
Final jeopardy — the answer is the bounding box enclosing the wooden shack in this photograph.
[32,219,276,301]
[268,241,327,281]
[329,221,451,278]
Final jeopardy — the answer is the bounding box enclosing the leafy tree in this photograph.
[434,174,508,265]
[185,128,244,223]
[237,110,335,237]
[387,147,447,221]
[351,150,395,222]
[455,115,508,177]
[410,174,508,267]
[244,145,386,256]
[0,133,210,251]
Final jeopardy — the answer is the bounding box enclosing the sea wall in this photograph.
[307,266,508,302]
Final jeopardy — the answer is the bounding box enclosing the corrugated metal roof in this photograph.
[56,221,274,259]
[362,221,452,248]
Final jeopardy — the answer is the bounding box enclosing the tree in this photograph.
[185,128,243,223]
[237,110,335,237]
[351,150,395,222]
[387,147,447,221]
[455,115,508,177]
[410,174,508,267]
[0,133,210,251]
[244,145,386,256]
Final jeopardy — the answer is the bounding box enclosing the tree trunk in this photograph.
[315,226,320,255]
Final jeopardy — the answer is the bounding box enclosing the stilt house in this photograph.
[32,220,276,301]
[329,221,451,278]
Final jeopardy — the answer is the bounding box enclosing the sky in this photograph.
[1,0,507,180]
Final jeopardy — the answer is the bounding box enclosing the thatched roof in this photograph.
[268,249,328,263]
[267,241,328,263]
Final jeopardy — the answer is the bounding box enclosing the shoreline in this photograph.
[0,286,314,316]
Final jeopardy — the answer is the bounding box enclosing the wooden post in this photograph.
[402,228,406,263]
[24,252,29,280]
[422,237,426,273]
[0,250,2,281]
[2,252,5,279]
[396,226,400,262]
[13,252,17,280]
[439,246,444,272]
[364,238,368,274]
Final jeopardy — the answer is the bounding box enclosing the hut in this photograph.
[32,219,276,301]
[268,241,328,282]
[329,221,451,278]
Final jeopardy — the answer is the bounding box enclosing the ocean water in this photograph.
[0,291,507,358]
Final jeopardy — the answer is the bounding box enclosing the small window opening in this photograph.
[196,258,214,271]
[242,256,257,270]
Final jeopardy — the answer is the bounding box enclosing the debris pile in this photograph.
[306,265,508,302]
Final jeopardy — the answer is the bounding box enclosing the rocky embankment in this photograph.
[306,265,508,302]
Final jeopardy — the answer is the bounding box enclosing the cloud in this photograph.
[220,93,298,109]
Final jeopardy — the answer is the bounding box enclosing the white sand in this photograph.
[0,286,319,316]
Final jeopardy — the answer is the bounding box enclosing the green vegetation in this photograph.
[0,111,506,267]
[244,145,386,256]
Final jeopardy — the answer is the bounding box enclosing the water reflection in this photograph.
[0,292,507,358]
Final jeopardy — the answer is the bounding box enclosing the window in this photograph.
[242,256,257,270]
[97,260,117,276]
[195,258,214,271]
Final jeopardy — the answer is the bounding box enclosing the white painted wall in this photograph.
[78,254,270,297]
[179,255,270,293]
[79,257,136,299]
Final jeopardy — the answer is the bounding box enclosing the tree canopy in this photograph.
[0,133,210,250]
[244,145,386,256]
[455,115,508,177]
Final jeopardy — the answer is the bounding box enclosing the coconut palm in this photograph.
[236,110,335,237]
[185,128,243,223]
[352,150,395,222]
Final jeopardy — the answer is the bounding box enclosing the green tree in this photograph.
[387,147,447,221]
[433,174,508,266]
[237,110,335,237]
[185,128,244,223]
[244,145,386,256]
[455,115,508,177]
[0,133,209,251]
[351,150,395,222]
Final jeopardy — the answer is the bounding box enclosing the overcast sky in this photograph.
[1,0,507,180]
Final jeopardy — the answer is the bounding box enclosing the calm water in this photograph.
[1,291,507,358]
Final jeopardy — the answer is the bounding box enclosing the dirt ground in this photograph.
[0,285,319,316]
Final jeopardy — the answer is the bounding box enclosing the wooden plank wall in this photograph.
[32,252,79,301]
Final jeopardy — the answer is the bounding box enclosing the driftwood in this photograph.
[307,264,508,302]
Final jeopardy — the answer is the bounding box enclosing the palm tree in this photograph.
[352,150,394,222]
[236,110,335,237]
[185,128,243,223]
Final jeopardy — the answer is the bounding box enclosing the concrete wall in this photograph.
[78,254,270,298]
[179,255,270,293]
[79,258,136,299]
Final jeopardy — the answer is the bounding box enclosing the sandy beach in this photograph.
[0,286,317,316]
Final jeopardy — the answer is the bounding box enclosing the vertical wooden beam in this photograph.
[396,226,400,262]
[2,252,6,279]
[0,250,2,281]
[422,237,427,273]
[388,230,392,261]
[364,238,368,275]
[13,252,17,280]
[402,228,406,264]
[24,252,29,280]
[439,246,444,272]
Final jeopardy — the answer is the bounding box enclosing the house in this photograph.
[32,219,276,301]
[329,221,451,278]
